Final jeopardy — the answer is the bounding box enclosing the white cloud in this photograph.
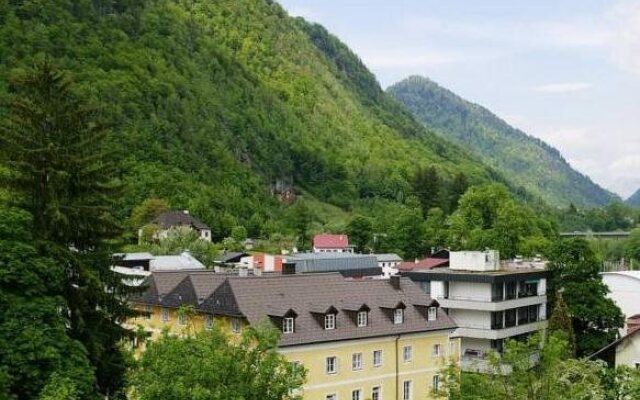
[610,1,640,78]
[531,82,592,94]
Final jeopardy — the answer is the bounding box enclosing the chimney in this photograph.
[390,275,401,290]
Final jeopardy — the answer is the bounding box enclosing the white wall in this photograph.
[449,309,491,330]
[616,333,640,368]
[538,278,546,296]
[431,281,445,299]
[461,338,493,356]
[449,282,492,302]
[450,250,500,271]
[602,273,640,323]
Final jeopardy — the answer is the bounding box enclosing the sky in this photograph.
[278,0,640,199]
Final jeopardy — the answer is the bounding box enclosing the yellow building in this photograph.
[131,271,459,400]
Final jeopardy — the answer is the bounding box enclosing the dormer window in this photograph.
[428,307,437,321]
[394,308,404,324]
[325,313,336,330]
[283,317,295,334]
[357,311,368,327]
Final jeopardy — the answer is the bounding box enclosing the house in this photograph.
[281,252,381,277]
[601,271,640,334]
[312,234,353,253]
[215,252,250,266]
[111,251,205,286]
[402,250,548,372]
[374,253,403,277]
[591,315,640,368]
[141,210,211,243]
[238,253,284,272]
[130,271,459,400]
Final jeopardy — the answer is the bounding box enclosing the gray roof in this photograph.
[284,253,379,275]
[374,253,403,262]
[151,210,209,230]
[150,252,205,270]
[135,272,455,347]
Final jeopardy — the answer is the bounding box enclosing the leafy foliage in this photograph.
[130,322,306,400]
[388,76,619,207]
[547,238,624,356]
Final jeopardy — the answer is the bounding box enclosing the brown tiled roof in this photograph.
[134,271,456,347]
[202,273,455,347]
[151,210,209,230]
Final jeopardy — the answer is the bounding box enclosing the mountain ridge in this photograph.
[627,189,640,207]
[387,75,618,207]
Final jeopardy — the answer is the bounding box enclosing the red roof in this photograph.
[397,257,449,271]
[313,234,350,249]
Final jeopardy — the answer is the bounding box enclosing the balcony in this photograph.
[437,295,546,311]
[454,320,548,340]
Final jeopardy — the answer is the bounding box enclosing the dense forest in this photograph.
[0,0,522,245]
[387,76,619,208]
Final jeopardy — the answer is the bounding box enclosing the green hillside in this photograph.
[627,189,640,207]
[0,0,511,240]
[387,76,618,207]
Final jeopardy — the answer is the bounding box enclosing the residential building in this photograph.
[112,251,206,285]
[592,315,640,368]
[403,250,548,372]
[239,253,285,272]
[601,271,640,334]
[130,272,459,400]
[313,234,353,253]
[374,253,403,277]
[281,252,381,277]
[142,210,212,242]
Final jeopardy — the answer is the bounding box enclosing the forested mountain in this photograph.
[627,189,640,207]
[388,76,618,207]
[0,0,526,240]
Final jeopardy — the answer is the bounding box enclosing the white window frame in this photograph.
[351,389,362,400]
[283,317,295,334]
[144,305,152,320]
[161,307,169,322]
[433,344,441,358]
[357,311,368,327]
[394,308,404,324]
[204,314,214,330]
[232,317,241,333]
[325,313,336,330]
[371,386,381,400]
[428,307,437,321]
[403,345,412,363]
[326,356,338,374]
[403,380,412,400]
[373,350,383,367]
[352,352,363,371]
[433,374,440,391]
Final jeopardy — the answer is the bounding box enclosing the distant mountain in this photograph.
[387,76,619,207]
[627,189,640,207]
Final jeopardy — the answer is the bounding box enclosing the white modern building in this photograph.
[374,253,403,277]
[601,271,640,334]
[403,250,548,371]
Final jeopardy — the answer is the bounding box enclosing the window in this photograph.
[428,307,437,321]
[394,308,404,324]
[403,380,412,400]
[432,375,440,392]
[373,350,382,367]
[232,317,241,333]
[144,305,152,320]
[325,314,336,330]
[161,307,169,322]
[283,317,295,334]
[371,386,381,400]
[403,345,412,362]
[357,311,368,327]
[326,356,337,374]
[178,312,188,326]
[326,395,336,400]
[205,315,214,330]
[352,389,362,400]
[635,362,640,369]
[432,344,441,357]
[352,353,363,371]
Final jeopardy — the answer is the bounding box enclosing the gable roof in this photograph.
[397,257,450,271]
[590,327,640,361]
[151,210,209,230]
[375,253,403,262]
[216,252,250,264]
[313,234,349,249]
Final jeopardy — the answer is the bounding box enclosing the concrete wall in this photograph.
[448,309,491,330]
[449,281,492,302]
[602,273,640,328]
[450,250,499,272]
[616,333,640,368]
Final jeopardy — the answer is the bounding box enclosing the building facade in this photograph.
[142,210,212,242]
[403,250,548,372]
[130,272,458,399]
